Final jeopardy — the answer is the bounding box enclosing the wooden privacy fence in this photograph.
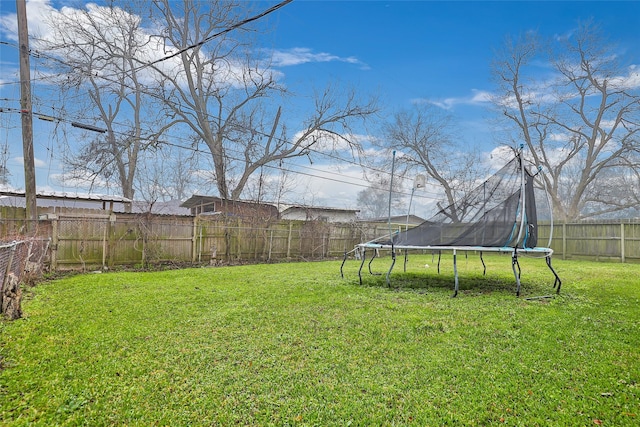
[537,220,640,263]
[35,212,396,271]
[1,208,639,270]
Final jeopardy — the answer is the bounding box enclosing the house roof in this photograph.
[280,205,360,214]
[0,190,132,212]
[130,200,192,216]
[0,190,131,203]
[364,214,425,224]
[180,195,277,210]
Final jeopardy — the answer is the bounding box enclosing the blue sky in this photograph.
[1,0,639,211]
[270,0,640,143]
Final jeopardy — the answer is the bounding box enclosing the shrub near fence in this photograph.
[1,207,639,270]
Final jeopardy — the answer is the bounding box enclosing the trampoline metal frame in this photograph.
[341,244,562,297]
[340,151,562,297]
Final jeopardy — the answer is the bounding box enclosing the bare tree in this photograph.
[147,0,378,201]
[492,21,640,220]
[380,104,483,222]
[134,144,199,207]
[240,163,297,208]
[356,174,404,219]
[39,2,159,201]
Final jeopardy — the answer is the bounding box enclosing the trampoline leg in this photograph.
[340,250,347,278]
[437,251,442,275]
[368,249,381,275]
[358,249,366,285]
[403,249,408,272]
[386,245,396,288]
[452,249,459,297]
[546,256,562,294]
[480,251,486,276]
[512,252,522,296]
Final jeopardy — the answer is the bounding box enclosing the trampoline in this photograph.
[342,150,562,297]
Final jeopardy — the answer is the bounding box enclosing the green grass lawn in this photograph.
[1,254,639,426]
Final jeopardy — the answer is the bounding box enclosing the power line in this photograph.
[1,0,293,84]
[3,13,392,180]
[0,2,445,204]
[140,0,293,70]
[1,65,396,189]
[2,40,445,198]
[1,104,443,202]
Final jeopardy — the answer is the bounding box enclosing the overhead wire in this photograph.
[12,115,438,205]
[138,0,294,70]
[2,11,392,179]
[0,1,443,205]
[2,86,442,202]
[3,6,389,172]
[1,44,424,198]
[1,104,441,201]
[1,0,293,85]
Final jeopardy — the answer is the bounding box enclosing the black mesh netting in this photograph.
[381,156,540,249]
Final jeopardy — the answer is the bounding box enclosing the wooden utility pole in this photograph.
[16,0,37,233]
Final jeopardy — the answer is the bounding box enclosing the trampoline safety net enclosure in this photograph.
[342,151,562,297]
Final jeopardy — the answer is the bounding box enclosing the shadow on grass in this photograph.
[356,270,555,298]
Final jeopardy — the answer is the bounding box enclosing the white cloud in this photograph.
[284,162,366,209]
[0,0,58,42]
[411,89,493,111]
[268,47,368,69]
[50,171,109,191]
[290,129,376,155]
[553,29,574,43]
[361,146,386,159]
[610,64,640,90]
[13,156,46,167]
[0,1,282,92]
[484,146,516,166]
[548,132,571,142]
[0,63,17,85]
[496,61,640,110]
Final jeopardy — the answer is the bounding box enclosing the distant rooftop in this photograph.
[279,204,360,214]
[0,190,131,211]
[0,190,131,203]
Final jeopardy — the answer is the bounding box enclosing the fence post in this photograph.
[191,216,197,263]
[141,223,146,267]
[322,230,326,259]
[102,218,108,269]
[236,220,242,260]
[105,213,116,267]
[50,215,58,271]
[562,223,567,260]
[287,221,293,258]
[621,222,626,263]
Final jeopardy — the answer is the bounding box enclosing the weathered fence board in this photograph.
[1,207,639,269]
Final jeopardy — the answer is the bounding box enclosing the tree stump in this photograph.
[2,273,22,320]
